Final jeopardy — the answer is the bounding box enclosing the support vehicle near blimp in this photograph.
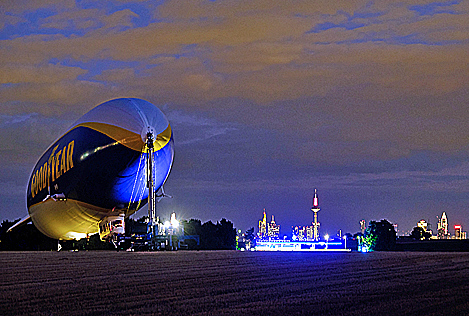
[9,98,174,242]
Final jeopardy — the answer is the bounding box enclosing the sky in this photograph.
[0,0,468,237]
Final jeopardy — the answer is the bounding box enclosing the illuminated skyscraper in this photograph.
[417,219,433,236]
[438,212,449,239]
[306,226,314,241]
[258,209,267,238]
[311,189,320,241]
[267,215,280,239]
[360,220,366,234]
[417,219,428,232]
[291,226,308,241]
[455,225,462,239]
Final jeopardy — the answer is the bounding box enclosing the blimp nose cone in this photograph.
[72,98,172,152]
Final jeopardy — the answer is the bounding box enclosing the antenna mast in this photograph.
[311,189,320,241]
[146,131,156,237]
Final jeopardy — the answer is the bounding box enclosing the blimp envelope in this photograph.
[23,98,174,240]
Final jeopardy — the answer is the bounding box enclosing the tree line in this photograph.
[361,219,397,251]
[181,218,237,250]
[0,217,237,251]
[359,219,434,251]
[2,216,436,252]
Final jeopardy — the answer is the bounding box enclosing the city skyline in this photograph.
[255,205,466,239]
[0,1,468,235]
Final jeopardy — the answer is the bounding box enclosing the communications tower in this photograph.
[311,189,320,241]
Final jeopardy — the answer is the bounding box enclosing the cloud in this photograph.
[1,0,75,14]
[0,80,113,115]
[100,9,139,33]
[0,63,87,84]
[0,1,467,162]
[39,8,101,31]
[166,109,238,145]
[93,67,135,81]
[0,113,36,125]
[0,0,467,167]
[168,155,469,194]
[408,0,461,16]
[0,112,74,165]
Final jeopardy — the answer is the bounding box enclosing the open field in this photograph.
[1,251,469,315]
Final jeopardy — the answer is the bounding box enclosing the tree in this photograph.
[183,219,202,236]
[217,218,236,250]
[364,219,396,251]
[0,220,57,251]
[201,221,218,249]
[410,226,432,240]
[244,227,256,249]
[184,218,236,250]
[183,219,203,249]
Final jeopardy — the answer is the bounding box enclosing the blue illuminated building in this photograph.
[254,189,350,252]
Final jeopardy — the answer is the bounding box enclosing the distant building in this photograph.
[258,210,281,240]
[438,212,449,239]
[417,219,428,232]
[267,215,280,239]
[455,225,461,239]
[292,226,300,240]
[360,220,366,234]
[291,224,319,241]
[453,225,466,239]
[417,219,433,237]
[258,210,267,238]
[292,226,311,241]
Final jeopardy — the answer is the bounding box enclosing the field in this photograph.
[1,251,469,315]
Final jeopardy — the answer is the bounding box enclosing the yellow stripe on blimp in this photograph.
[29,198,120,240]
[74,122,172,152]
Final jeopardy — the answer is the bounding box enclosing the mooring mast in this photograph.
[146,131,156,238]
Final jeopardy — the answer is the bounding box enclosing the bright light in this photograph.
[64,231,88,240]
[324,234,329,241]
[164,221,170,228]
[254,241,350,252]
[170,212,179,228]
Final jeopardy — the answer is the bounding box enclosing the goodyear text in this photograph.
[31,140,74,198]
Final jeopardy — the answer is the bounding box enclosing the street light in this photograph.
[170,212,179,228]
[324,234,329,249]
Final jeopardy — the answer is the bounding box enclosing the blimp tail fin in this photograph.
[7,215,32,233]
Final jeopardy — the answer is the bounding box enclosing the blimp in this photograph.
[9,98,173,241]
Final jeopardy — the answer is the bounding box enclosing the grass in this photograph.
[1,251,469,315]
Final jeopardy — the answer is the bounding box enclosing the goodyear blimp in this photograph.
[10,98,173,241]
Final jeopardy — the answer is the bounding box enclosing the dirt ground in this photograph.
[1,251,469,315]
